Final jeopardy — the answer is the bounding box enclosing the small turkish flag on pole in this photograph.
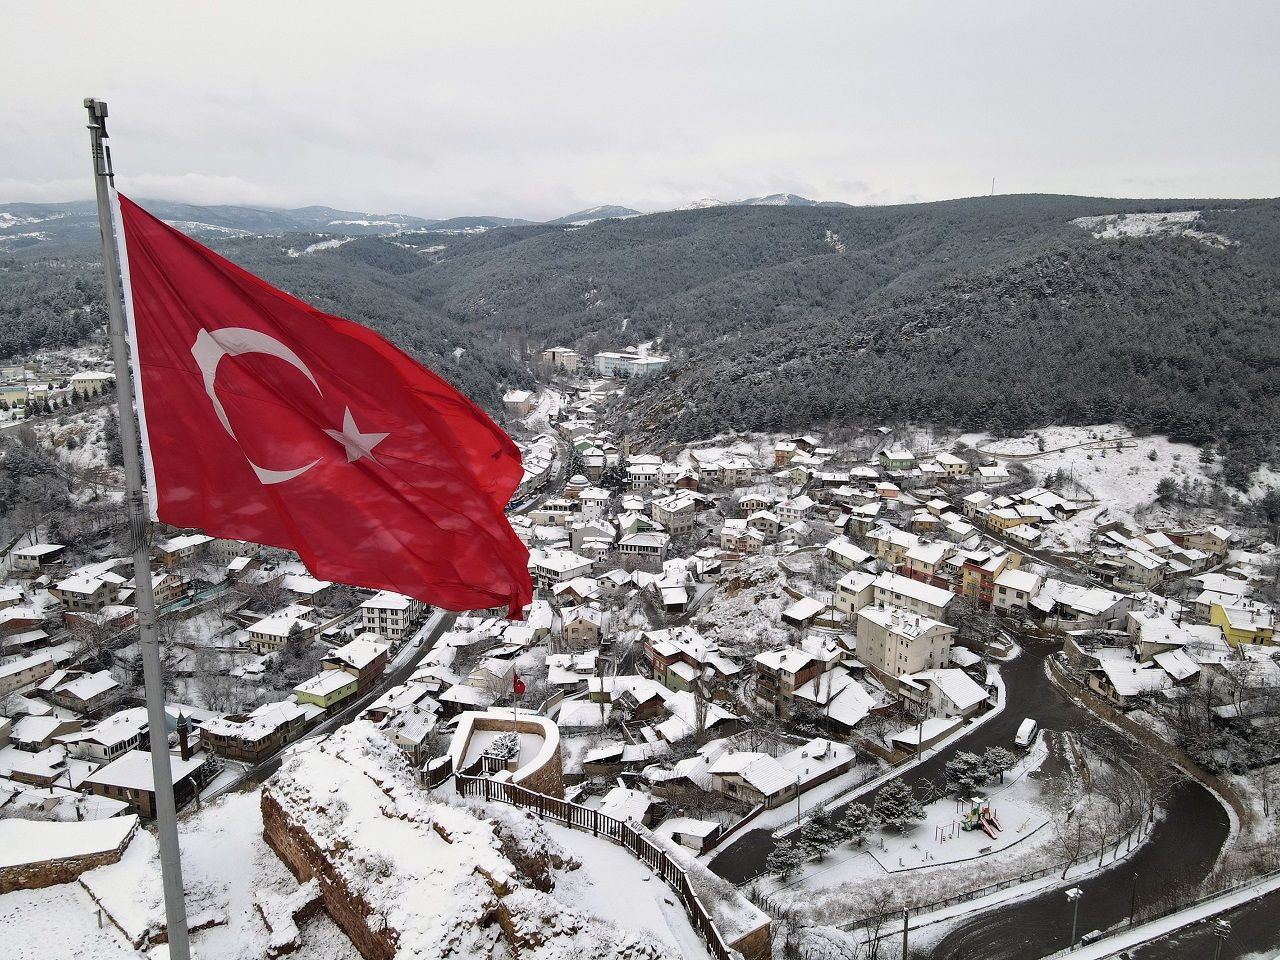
[513,674,526,697]
[113,194,532,617]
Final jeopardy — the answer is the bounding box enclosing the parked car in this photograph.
[1015,717,1039,748]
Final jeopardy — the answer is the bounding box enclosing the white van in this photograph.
[1014,718,1038,748]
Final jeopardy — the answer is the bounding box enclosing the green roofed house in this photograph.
[294,670,358,711]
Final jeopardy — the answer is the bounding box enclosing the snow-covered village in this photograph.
[0,337,1277,960]
[6,6,1280,959]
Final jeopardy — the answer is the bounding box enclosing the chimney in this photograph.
[177,714,192,761]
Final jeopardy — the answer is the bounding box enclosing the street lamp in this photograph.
[1212,919,1231,960]
[1065,887,1083,948]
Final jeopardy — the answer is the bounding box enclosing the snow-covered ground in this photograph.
[545,823,711,960]
[0,790,360,959]
[1070,210,1236,248]
[963,425,1223,552]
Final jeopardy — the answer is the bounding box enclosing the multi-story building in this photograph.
[528,549,596,592]
[360,591,427,642]
[540,346,581,371]
[960,549,1018,608]
[650,491,699,536]
[873,571,954,621]
[753,647,829,719]
[644,627,742,693]
[856,605,956,682]
[593,351,669,378]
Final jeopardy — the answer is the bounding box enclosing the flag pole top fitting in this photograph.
[85,98,108,129]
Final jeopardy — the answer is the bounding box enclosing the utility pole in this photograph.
[1212,919,1231,960]
[1065,887,1083,949]
[1128,873,1139,926]
[901,906,910,960]
[85,98,191,960]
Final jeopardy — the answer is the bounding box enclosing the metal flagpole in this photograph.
[84,98,192,960]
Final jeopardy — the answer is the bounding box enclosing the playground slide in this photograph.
[988,811,1003,831]
[980,820,998,840]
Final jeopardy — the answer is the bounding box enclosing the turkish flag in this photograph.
[513,674,526,697]
[114,194,532,617]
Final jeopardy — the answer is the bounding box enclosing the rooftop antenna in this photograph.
[990,177,996,197]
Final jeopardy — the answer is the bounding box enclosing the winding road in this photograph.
[706,638,1233,959]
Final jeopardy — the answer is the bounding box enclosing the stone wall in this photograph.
[261,790,399,960]
[465,714,565,799]
[0,822,137,894]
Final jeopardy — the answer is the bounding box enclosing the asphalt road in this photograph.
[710,640,1061,885]
[922,642,1229,959]
[706,638,1232,960]
[1127,887,1280,960]
[206,608,456,797]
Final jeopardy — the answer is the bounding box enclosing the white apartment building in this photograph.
[873,571,954,621]
[360,591,427,642]
[857,605,957,681]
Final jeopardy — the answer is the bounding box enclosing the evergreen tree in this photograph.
[981,747,1017,784]
[839,802,877,847]
[946,751,987,796]
[104,413,124,468]
[798,809,838,861]
[873,779,924,832]
[765,838,805,880]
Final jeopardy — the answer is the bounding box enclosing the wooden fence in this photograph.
[455,773,740,960]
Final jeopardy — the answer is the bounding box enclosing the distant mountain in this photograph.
[5,192,1279,488]
[681,198,728,210]
[739,192,824,206]
[548,205,643,225]
[0,200,535,253]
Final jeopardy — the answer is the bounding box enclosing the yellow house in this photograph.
[293,671,358,710]
[0,385,27,406]
[1210,603,1275,646]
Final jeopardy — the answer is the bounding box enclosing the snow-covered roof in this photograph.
[83,749,206,791]
[361,590,416,610]
[294,671,357,697]
[874,571,954,610]
[325,637,390,671]
[754,646,816,674]
[994,569,1041,594]
[709,752,794,797]
[1152,649,1200,683]
[1094,661,1174,697]
[0,814,137,869]
[905,668,987,711]
[597,786,653,823]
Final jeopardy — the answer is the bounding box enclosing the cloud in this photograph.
[2,2,1277,218]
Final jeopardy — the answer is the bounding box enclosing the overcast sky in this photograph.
[5,2,1277,220]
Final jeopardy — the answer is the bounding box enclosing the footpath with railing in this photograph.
[453,773,742,960]
[1036,864,1280,959]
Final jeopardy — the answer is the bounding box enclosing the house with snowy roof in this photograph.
[82,747,211,818]
[40,669,120,715]
[322,636,390,692]
[1087,661,1173,709]
[899,668,989,719]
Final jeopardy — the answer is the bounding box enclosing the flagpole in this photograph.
[84,98,192,960]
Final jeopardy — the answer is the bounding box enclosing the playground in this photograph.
[868,756,1051,873]
[758,739,1056,902]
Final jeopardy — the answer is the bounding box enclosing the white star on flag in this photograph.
[325,407,389,465]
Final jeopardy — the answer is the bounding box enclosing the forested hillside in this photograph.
[2,193,1277,480]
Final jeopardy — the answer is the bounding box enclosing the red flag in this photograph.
[513,674,526,697]
[113,193,532,617]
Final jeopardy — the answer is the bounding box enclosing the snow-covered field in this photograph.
[963,425,1223,552]
[546,823,711,960]
[1070,211,1236,248]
